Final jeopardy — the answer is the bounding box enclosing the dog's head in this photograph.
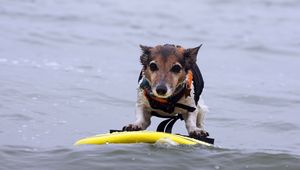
[140,44,201,98]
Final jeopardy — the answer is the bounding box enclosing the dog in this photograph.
[123,44,209,138]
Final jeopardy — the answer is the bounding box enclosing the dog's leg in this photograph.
[123,91,151,131]
[196,101,207,128]
[123,105,151,131]
[196,105,209,136]
[183,108,208,137]
[196,107,204,129]
[196,99,209,136]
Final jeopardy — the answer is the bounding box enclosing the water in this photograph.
[0,0,300,169]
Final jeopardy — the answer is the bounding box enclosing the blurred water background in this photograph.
[0,0,300,169]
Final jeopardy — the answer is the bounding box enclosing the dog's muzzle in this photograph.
[156,85,167,95]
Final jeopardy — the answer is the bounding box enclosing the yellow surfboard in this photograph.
[74,131,212,146]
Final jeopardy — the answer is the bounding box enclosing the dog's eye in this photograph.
[149,63,158,72]
[170,65,182,73]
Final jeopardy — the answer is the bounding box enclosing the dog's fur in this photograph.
[123,44,208,137]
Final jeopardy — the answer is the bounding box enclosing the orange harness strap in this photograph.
[186,70,193,89]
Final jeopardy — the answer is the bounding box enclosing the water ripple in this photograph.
[221,94,300,107]
[255,121,299,132]
[0,114,32,121]
[0,145,299,170]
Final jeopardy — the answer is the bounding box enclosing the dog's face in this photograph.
[140,44,201,98]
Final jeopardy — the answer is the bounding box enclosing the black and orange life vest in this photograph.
[138,64,204,114]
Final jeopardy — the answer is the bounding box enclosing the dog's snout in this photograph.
[156,85,167,95]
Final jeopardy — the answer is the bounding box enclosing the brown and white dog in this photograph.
[123,44,209,138]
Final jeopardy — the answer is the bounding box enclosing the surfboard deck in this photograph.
[74,131,213,146]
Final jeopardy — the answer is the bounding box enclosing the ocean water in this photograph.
[0,0,300,169]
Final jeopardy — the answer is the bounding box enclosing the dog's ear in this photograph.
[184,44,202,68]
[139,45,152,66]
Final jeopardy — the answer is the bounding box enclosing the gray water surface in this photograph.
[1,0,300,169]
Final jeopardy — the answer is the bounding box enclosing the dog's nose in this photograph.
[156,85,167,95]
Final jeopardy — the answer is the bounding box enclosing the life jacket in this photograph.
[138,64,204,114]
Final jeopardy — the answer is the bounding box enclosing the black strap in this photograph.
[156,117,180,133]
[156,118,174,133]
[174,103,196,112]
[165,118,180,133]
[152,111,183,133]
[191,64,204,104]
[181,134,214,144]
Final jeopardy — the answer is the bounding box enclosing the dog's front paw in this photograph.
[189,129,209,138]
[122,124,142,131]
